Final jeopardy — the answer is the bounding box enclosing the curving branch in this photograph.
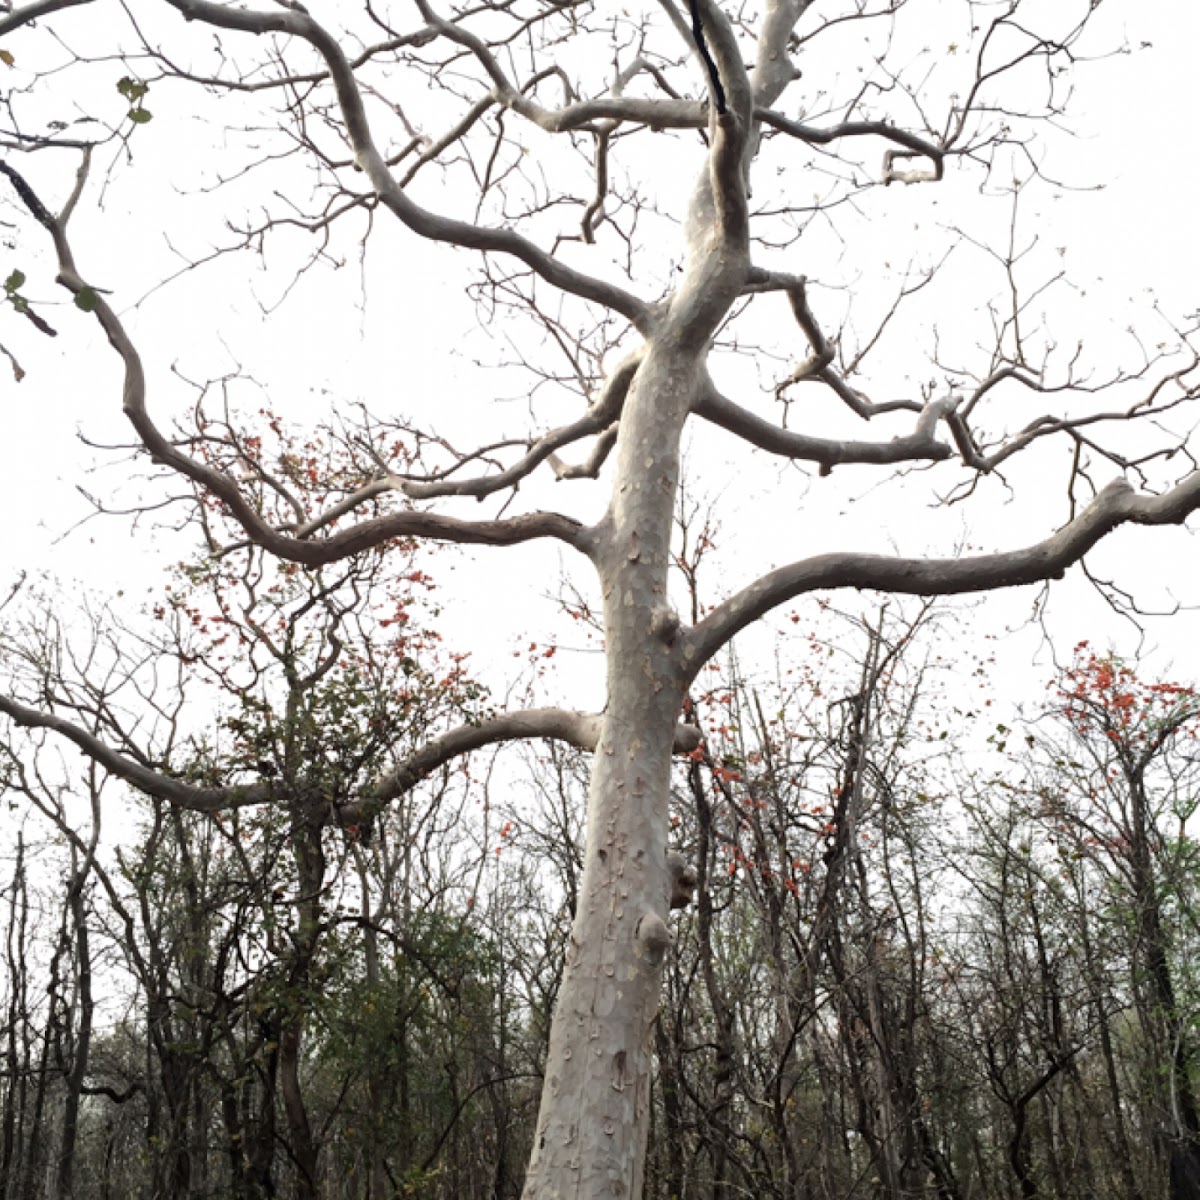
[0,694,702,821]
[695,380,955,469]
[412,0,702,137]
[346,708,704,818]
[756,108,945,184]
[163,0,652,330]
[549,423,619,481]
[0,160,594,563]
[742,270,931,418]
[0,693,272,813]
[945,358,1200,477]
[394,350,645,501]
[694,0,753,247]
[680,474,1200,678]
[768,273,924,416]
[279,352,643,539]
[0,0,92,36]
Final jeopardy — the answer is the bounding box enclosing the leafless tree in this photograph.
[3,1,1200,1195]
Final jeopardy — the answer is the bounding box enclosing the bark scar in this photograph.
[611,1049,628,1091]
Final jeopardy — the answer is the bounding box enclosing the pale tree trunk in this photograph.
[520,347,693,1199]
[522,84,753,1184]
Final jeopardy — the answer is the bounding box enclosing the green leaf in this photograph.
[74,287,98,313]
[128,107,153,124]
[4,269,26,294]
[117,76,148,103]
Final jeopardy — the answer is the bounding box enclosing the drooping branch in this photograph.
[681,474,1200,678]
[0,693,272,813]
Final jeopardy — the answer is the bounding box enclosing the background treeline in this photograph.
[2,585,1199,1200]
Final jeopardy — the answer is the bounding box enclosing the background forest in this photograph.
[1,539,1197,1200]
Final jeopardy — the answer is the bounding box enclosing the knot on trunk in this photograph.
[637,912,671,962]
[650,605,681,644]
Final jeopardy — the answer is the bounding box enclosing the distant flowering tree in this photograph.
[1046,648,1200,1181]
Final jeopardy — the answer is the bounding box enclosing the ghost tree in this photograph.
[2,0,1199,1196]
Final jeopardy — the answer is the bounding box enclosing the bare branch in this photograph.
[0,0,92,36]
[695,381,955,468]
[348,707,704,816]
[746,272,927,418]
[163,0,653,329]
[682,474,1200,675]
[0,694,701,821]
[695,0,752,245]
[756,108,945,184]
[395,350,646,502]
[0,693,271,813]
[1,158,594,563]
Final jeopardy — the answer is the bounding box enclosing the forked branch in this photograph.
[163,0,653,331]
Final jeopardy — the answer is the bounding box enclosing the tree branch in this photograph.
[346,708,704,818]
[0,693,271,813]
[755,108,945,184]
[0,695,701,819]
[0,159,594,563]
[695,0,752,246]
[0,0,92,37]
[681,474,1200,677]
[695,380,955,468]
[163,0,652,330]
[391,350,644,502]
